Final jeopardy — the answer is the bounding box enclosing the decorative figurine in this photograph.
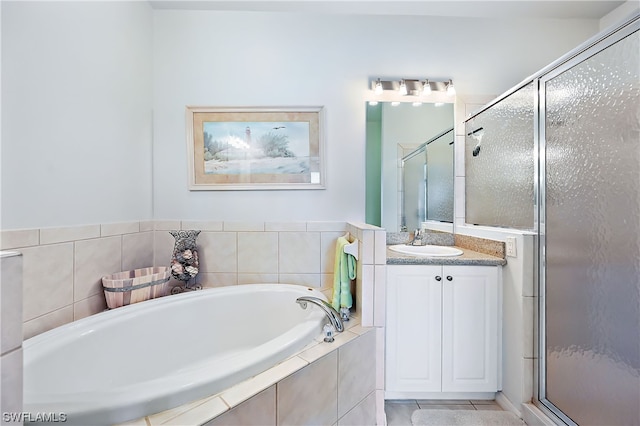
[169,230,202,293]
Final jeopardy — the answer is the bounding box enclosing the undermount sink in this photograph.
[388,244,463,257]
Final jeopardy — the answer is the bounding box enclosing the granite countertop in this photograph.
[386,245,507,266]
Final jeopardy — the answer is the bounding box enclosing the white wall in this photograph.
[1,1,153,229]
[600,0,640,30]
[152,10,598,222]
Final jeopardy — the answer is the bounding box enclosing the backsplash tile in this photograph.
[21,243,74,321]
[122,232,154,271]
[199,272,238,288]
[454,234,506,258]
[181,221,223,232]
[4,222,154,339]
[278,273,321,288]
[278,232,320,274]
[154,220,182,231]
[265,222,306,232]
[73,293,107,321]
[1,253,23,355]
[154,231,175,268]
[223,222,265,232]
[39,224,100,245]
[74,236,122,301]
[101,222,140,237]
[321,231,344,273]
[236,274,277,285]
[23,306,74,340]
[198,232,237,273]
[306,221,348,232]
[0,229,39,250]
[237,232,278,273]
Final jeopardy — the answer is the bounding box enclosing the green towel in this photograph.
[331,236,357,311]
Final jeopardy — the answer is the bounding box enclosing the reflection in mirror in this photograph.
[365,102,454,232]
[402,128,454,231]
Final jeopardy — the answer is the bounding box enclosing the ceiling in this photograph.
[149,0,627,20]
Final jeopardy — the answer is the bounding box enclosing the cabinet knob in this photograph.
[435,276,442,281]
[446,276,453,281]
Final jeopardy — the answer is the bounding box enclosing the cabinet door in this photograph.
[441,265,499,392]
[386,265,442,393]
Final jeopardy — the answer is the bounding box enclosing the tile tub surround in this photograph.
[0,222,155,339]
[120,319,378,426]
[153,221,387,324]
[3,220,387,424]
[1,251,24,420]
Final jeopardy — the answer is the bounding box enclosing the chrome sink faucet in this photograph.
[296,296,344,342]
[411,229,425,245]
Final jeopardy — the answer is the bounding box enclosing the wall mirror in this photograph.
[366,102,455,233]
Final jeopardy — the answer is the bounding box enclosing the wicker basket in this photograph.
[102,266,171,309]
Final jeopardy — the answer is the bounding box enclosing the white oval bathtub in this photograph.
[23,284,327,425]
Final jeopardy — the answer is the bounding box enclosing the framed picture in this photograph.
[186,106,325,190]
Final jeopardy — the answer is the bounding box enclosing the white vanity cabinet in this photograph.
[385,264,500,399]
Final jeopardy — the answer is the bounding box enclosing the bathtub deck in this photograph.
[118,314,375,426]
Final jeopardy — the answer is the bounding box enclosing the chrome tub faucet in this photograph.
[296,296,344,342]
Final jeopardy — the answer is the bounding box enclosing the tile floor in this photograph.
[385,399,504,425]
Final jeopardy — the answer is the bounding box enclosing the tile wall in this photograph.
[1,251,23,422]
[1,222,154,340]
[0,220,387,424]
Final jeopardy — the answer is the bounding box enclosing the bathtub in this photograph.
[23,284,327,425]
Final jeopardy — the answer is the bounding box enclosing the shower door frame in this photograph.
[535,15,640,426]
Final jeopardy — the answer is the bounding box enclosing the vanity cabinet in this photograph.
[385,264,500,399]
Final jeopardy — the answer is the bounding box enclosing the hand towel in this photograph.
[331,236,357,311]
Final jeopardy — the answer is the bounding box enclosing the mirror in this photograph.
[365,102,455,233]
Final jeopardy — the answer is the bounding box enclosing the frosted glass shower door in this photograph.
[426,131,454,223]
[541,24,639,426]
[465,83,535,229]
[402,149,427,231]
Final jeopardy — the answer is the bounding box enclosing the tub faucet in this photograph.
[296,296,344,342]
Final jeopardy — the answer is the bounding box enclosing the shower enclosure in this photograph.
[539,17,639,426]
[464,14,639,426]
[400,128,454,232]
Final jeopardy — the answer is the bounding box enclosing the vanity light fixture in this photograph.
[422,79,432,96]
[374,79,383,95]
[398,79,408,96]
[446,79,456,96]
[369,78,454,97]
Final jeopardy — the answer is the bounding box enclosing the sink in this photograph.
[388,244,463,257]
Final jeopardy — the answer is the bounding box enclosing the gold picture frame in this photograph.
[186,106,325,190]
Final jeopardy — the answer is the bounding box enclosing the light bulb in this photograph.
[446,80,456,96]
[391,101,400,106]
[369,100,379,106]
[422,80,432,96]
[374,79,383,95]
[399,80,408,96]
[412,101,422,107]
